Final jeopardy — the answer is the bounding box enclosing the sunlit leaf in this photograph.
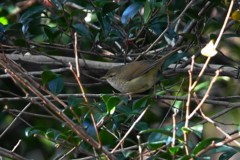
[194,81,210,92]
[169,146,180,155]
[201,40,217,57]
[0,17,8,25]
[191,124,203,138]
[231,9,240,21]
[106,96,122,115]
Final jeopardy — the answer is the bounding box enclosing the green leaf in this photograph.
[144,1,151,23]
[181,127,192,134]
[0,16,8,25]
[147,132,165,149]
[132,96,150,110]
[43,26,60,42]
[169,146,180,155]
[178,155,193,160]
[101,94,112,104]
[115,103,132,116]
[194,81,210,92]
[190,124,203,138]
[48,77,64,95]
[25,127,46,137]
[141,128,181,149]
[106,96,122,115]
[99,130,116,146]
[203,145,240,157]
[45,129,62,140]
[219,148,238,160]
[73,23,92,39]
[42,70,58,85]
[102,95,125,115]
[192,138,221,155]
[135,122,149,131]
[20,5,44,23]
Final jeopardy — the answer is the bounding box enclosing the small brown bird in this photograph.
[102,50,177,93]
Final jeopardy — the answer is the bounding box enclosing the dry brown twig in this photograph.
[183,0,235,156]
[0,54,116,159]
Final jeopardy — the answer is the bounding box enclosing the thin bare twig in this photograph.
[184,55,195,155]
[74,32,80,77]
[0,103,31,138]
[58,146,77,160]
[195,134,240,157]
[69,63,102,148]
[214,0,234,48]
[0,54,115,159]
[199,107,240,146]
[0,146,29,160]
[111,105,150,153]
[188,70,220,119]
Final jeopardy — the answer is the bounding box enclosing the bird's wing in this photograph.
[121,60,157,81]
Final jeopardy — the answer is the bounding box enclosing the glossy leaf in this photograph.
[121,2,143,24]
[169,146,180,155]
[190,124,203,138]
[219,148,238,160]
[106,96,122,115]
[48,77,64,95]
[25,127,46,137]
[45,129,62,140]
[145,128,181,149]
[203,145,240,157]
[147,132,166,149]
[192,138,221,155]
[20,5,44,23]
[132,96,150,110]
[102,95,127,115]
